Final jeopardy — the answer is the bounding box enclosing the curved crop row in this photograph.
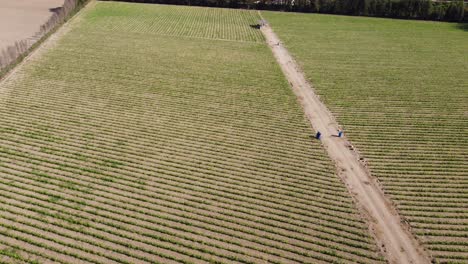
[0,3,384,263]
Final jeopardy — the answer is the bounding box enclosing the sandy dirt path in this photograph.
[0,0,64,51]
[260,21,431,264]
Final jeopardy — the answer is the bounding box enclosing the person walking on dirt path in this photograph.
[316,131,321,140]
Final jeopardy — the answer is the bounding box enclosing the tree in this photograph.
[444,0,464,21]
[313,0,320,12]
[358,0,370,15]
[368,0,377,16]
[418,0,432,19]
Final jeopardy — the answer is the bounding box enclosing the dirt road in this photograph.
[260,22,431,264]
[0,0,64,51]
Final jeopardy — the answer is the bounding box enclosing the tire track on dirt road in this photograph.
[259,16,432,264]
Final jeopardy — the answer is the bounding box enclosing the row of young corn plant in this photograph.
[81,2,264,42]
[0,140,378,262]
[263,11,468,263]
[0,165,374,264]
[0,2,384,263]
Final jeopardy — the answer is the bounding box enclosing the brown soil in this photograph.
[0,0,64,51]
[260,20,432,264]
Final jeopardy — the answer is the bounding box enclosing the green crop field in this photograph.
[0,2,384,263]
[82,2,264,42]
[264,12,468,263]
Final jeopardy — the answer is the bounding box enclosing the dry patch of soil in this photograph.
[0,0,64,51]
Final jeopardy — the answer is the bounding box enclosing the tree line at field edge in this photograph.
[100,0,467,22]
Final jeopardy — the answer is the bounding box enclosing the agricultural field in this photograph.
[264,12,468,263]
[0,2,385,263]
